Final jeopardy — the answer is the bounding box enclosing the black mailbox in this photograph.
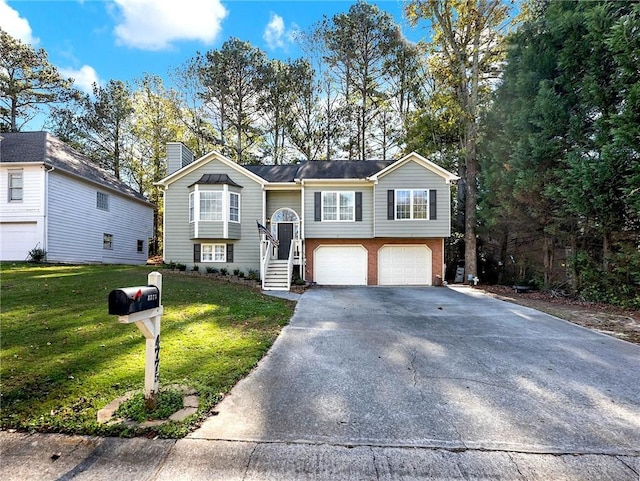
[108,285,160,316]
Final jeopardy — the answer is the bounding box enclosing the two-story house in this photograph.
[0,131,154,264]
[157,143,458,290]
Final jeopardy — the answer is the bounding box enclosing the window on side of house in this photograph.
[229,192,240,222]
[322,191,355,221]
[96,191,109,211]
[137,240,144,252]
[189,192,194,222]
[8,170,23,202]
[199,191,223,221]
[103,233,113,249]
[395,189,429,220]
[201,243,226,262]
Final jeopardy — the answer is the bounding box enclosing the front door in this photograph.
[277,223,294,260]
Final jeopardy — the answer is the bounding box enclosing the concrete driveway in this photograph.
[191,286,640,455]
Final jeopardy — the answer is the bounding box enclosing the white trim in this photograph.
[229,191,240,223]
[156,150,266,188]
[368,152,458,183]
[201,243,226,262]
[394,189,430,220]
[222,184,228,238]
[321,191,355,222]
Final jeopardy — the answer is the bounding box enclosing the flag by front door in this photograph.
[257,221,279,246]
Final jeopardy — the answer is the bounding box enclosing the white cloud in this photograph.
[59,65,100,94]
[0,0,38,45]
[113,0,227,51]
[263,13,298,52]
[264,13,285,50]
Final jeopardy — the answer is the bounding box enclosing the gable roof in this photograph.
[368,152,459,183]
[245,160,394,182]
[157,149,457,187]
[0,131,153,205]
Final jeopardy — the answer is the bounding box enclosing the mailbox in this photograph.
[108,285,160,316]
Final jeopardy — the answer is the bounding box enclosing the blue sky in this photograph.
[2,0,424,100]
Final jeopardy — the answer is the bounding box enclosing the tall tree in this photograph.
[0,28,78,132]
[286,58,326,161]
[171,56,219,158]
[199,38,267,163]
[319,1,413,159]
[405,0,512,282]
[259,59,295,164]
[130,74,184,254]
[82,80,134,180]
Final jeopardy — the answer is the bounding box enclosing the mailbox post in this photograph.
[108,271,163,409]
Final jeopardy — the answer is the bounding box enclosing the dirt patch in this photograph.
[476,285,640,345]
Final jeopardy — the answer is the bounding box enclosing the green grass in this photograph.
[0,263,294,438]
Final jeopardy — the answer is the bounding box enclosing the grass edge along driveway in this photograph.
[0,263,294,438]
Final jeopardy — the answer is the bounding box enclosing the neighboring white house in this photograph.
[0,131,154,264]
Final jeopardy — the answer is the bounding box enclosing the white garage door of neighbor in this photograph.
[314,245,367,285]
[0,222,39,261]
[378,245,432,285]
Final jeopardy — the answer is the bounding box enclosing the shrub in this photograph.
[206,267,216,274]
[177,263,187,271]
[27,247,47,263]
[246,269,260,281]
[167,261,177,270]
[233,268,242,276]
[220,268,228,276]
[192,264,199,272]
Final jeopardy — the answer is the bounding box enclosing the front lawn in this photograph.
[0,263,294,438]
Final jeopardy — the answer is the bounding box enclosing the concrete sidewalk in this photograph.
[2,286,639,480]
[2,431,639,480]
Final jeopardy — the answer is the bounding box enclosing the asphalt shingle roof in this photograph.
[0,131,151,204]
[245,160,395,182]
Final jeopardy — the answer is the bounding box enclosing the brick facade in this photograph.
[304,238,444,285]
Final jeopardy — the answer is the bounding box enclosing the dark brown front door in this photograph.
[277,223,294,260]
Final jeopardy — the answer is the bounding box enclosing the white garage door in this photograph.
[378,245,432,285]
[0,222,39,261]
[314,245,367,285]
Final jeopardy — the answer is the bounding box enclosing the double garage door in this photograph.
[314,244,432,286]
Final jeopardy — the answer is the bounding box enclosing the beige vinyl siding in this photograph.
[195,222,224,239]
[374,160,452,238]
[163,158,263,270]
[228,222,241,239]
[304,185,373,238]
[266,190,301,219]
[47,171,153,264]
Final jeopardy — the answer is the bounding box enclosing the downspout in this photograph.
[44,165,55,255]
[161,185,167,262]
[300,180,305,281]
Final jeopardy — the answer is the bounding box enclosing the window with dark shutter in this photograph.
[387,190,394,220]
[355,192,362,221]
[226,244,234,263]
[193,243,201,262]
[314,192,321,221]
[429,190,437,220]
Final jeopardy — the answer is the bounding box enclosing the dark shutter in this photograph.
[387,190,395,220]
[429,190,437,220]
[193,243,201,262]
[314,192,322,221]
[226,243,234,263]
[355,192,362,221]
